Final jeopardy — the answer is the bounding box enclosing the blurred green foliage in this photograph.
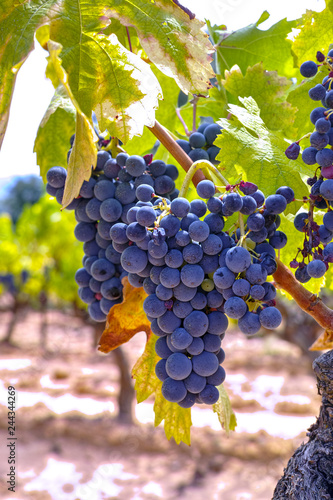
[0,194,83,307]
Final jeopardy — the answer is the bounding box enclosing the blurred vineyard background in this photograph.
[0,176,331,499]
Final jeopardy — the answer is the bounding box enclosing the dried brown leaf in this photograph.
[98,277,151,353]
[309,330,333,351]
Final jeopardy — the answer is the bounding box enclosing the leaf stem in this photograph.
[175,108,191,136]
[191,95,198,133]
[126,27,133,52]
[179,160,228,198]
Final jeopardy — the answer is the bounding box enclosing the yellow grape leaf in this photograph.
[154,384,192,446]
[98,277,151,353]
[63,111,97,208]
[213,384,237,436]
[309,330,333,351]
[46,40,98,208]
[132,334,160,403]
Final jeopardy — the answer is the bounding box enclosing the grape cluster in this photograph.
[112,178,288,407]
[46,143,179,322]
[176,121,223,164]
[284,49,333,281]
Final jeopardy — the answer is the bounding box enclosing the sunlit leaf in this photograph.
[132,334,160,403]
[222,63,297,136]
[98,277,151,353]
[213,384,237,436]
[208,13,297,79]
[34,86,76,181]
[103,0,215,95]
[154,384,192,446]
[215,97,313,214]
[292,1,332,67]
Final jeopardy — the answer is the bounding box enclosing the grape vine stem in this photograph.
[273,259,333,334]
[148,121,205,186]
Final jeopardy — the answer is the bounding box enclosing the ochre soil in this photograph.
[0,308,322,500]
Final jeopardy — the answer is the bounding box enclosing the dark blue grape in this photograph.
[166,353,192,380]
[181,264,205,288]
[184,371,206,393]
[276,186,294,204]
[183,310,208,336]
[121,246,148,273]
[125,155,146,177]
[196,180,215,199]
[259,307,282,329]
[190,199,207,217]
[300,60,318,78]
[162,378,187,403]
[47,166,67,188]
[189,132,206,148]
[207,311,228,334]
[88,301,106,322]
[192,351,219,377]
[155,359,168,381]
[199,384,219,404]
[188,148,209,161]
[143,294,167,318]
[165,164,179,180]
[204,123,223,145]
[176,139,191,154]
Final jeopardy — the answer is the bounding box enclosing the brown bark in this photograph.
[148,121,205,186]
[93,323,135,424]
[273,260,333,332]
[273,350,333,499]
[3,297,20,343]
[112,347,135,424]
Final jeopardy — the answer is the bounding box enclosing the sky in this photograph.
[0,0,326,182]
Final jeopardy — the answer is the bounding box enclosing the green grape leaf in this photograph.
[286,70,325,140]
[46,0,162,143]
[103,0,214,95]
[222,63,297,136]
[34,86,76,181]
[132,334,160,404]
[154,384,192,446]
[0,0,60,149]
[208,13,297,79]
[292,1,333,67]
[215,97,313,214]
[213,384,237,436]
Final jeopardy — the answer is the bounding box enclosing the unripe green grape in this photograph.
[245,238,256,250]
[201,278,215,291]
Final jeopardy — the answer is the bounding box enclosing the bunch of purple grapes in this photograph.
[111,178,290,407]
[176,121,222,164]
[284,50,333,281]
[45,141,179,322]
